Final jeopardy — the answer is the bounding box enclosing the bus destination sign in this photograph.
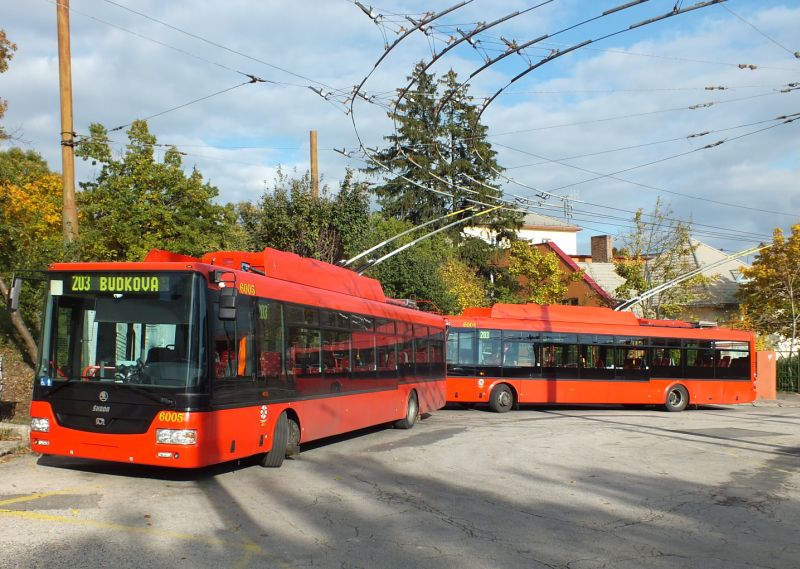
[63,274,171,294]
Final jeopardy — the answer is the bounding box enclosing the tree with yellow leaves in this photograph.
[0,149,65,361]
[506,240,582,305]
[439,258,489,314]
[738,225,800,360]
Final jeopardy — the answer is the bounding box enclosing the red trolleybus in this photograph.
[24,248,446,468]
[446,304,755,413]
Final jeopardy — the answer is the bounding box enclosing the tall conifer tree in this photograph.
[367,63,520,238]
[438,69,520,241]
[366,62,444,224]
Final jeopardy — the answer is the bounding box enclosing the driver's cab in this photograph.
[143,345,189,387]
[36,271,207,392]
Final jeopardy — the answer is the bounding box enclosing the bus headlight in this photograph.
[156,429,197,445]
[30,417,50,433]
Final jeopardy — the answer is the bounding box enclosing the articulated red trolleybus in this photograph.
[446,304,755,413]
[21,248,446,468]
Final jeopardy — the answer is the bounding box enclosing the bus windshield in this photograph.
[37,272,207,391]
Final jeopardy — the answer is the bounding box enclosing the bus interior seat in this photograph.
[147,347,176,364]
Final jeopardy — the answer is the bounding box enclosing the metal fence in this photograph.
[776,351,800,392]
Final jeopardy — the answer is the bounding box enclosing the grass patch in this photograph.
[0,427,22,441]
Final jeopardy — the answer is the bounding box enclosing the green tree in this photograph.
[0,29,17,141]
[0,148,50,184]
[438,70,521,241]
[75,120,240,261]
[239,168,371,263]
[503,240,582,304]
[738,225,800,359]
[456,235,517,302]
[365,62,443,224]
[367,64,520,237]
[361,216,458,314]
[614,198,709,319]
[458,236,494,269]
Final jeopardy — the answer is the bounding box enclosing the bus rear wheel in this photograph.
[489,384,514,413]
[665,384,689,412]
[394,392,419,429]
[261,411,289,467]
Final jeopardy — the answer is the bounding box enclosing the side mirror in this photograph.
[7,275,23,312]
[219,286,238,321]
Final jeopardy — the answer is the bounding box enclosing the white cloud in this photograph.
[2,0,798,254]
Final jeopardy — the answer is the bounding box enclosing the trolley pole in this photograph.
[310,130,319,199]
[57,0,79,242]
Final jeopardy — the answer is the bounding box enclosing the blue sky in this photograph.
[2,0,799,257]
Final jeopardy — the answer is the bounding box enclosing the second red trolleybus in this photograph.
[446,304,755,412]
[21,248,446,468]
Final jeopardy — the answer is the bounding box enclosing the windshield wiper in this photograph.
[123,383,176,407]
[45,377,175,407]
[44,377,82,398]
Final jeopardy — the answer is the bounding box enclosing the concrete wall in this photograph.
[462,227,578,255]
[519,229,577,256]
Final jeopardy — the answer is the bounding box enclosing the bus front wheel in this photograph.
[394,392,419,429]
[286,417,301,458]
[490,384,514,413]
[665,384,689,412]
[261,412,289,467]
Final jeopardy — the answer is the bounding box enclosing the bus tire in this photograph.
[394,391,419,429]
[286,417,301,458]
[665,384,689,412]
[489,384,514,413]
[261,411,289,467]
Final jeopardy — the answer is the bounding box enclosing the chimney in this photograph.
[591,235,612,263]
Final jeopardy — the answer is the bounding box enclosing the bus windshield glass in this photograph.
[37,272,206,391]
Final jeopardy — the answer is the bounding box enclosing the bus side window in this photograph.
[215,348,230,377]
[213,331,236,378]
[212,295,253,380]
[257,300,284,381]
[396,322,414,376]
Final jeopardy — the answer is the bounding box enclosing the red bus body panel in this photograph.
[446,304,756,408]
[446,376,754,407]
[31,379,444,468]
[30,248,446,468]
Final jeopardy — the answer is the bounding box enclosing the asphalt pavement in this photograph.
[2,393,798,458]
[1,396,800,569]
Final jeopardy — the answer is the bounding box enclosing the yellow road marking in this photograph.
[0,490,78,508]
[0,489,286,568]
[0,490,264,562]
[0,508,263,554]
[234,541,260,569]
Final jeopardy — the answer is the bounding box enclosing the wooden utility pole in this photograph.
[310,130,319,198]
[57,0,79,242]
